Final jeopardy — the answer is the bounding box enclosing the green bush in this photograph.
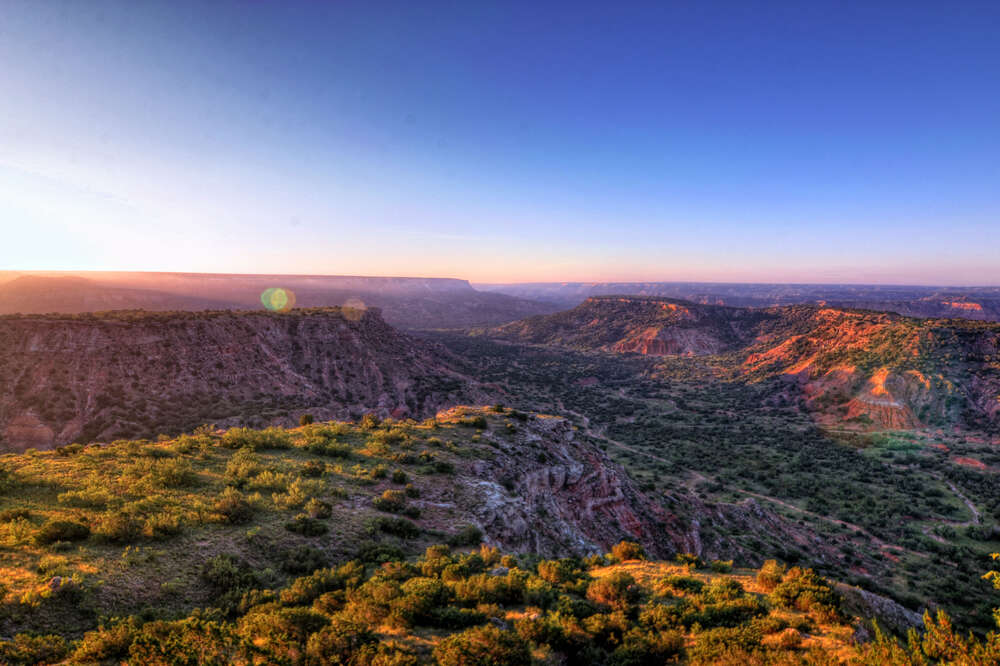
[224,447,264,487]
[656,575,704,596]
[0,633,68,665]
[285,515,329,537]
[611,541,646,562]
[72,618,140,663]
[148,458,199,488]
[127,617,237,665]
[213,487,256,524]
[301,460,325,477]
[586,572,640,612]
[0,464,18,494]
[58,487,113,509]
[305,615,378,664]
[34,519,90,546]
[674,553,704,568]
[368,516,421,539]
[221,427,292,450]
[433,625,531,666]
[756,559,786,592]
[280,545,329,575]
[447,524,483,548]
[373,489,408,513]
[304,497,332,519]
[768,567,842,619]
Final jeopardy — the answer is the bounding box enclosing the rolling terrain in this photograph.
[0,408,952,664]
[429,297,1000,630]
[476,281,1000,322]
[486,296,1000,432]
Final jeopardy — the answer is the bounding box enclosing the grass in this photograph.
[0,409,518,638]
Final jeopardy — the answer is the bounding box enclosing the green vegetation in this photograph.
[0,410,510,641]
[432,333,1000,631]
[2,540,996,664]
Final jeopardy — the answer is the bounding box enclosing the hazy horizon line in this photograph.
[3,269,999,290]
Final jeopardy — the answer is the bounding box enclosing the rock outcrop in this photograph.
[0,308,477,451]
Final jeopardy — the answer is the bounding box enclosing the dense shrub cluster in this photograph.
[0,538,997,664]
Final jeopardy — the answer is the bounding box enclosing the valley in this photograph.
[0,298,998,661]
[431,299,1000,631]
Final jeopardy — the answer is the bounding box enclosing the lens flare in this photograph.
[343,297,367,320]
[260,287,296,312]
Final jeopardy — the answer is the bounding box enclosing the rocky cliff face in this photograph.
[0,308,476,451]
[487,299,1000,431]
[489,296,768,356]
[437,408,849,565]
[446,410,684,557]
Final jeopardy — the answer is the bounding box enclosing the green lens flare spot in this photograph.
[260,287,295,312]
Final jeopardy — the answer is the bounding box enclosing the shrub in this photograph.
[763,627,803,649]
[768,567,841,619]
[304,498,332,519]
[0,464,18,494]
[301,460,325,477]
[72,618,140,663]
[447,524,483,548]
[674,553,704,568]
[0,633,69,665]
[34,520,90,546]
[611,541,646,562]
[58,487,113,509]
[586,572,640,612]
[709,559,733,573]
[610,628,685,665]
[214,487,256,524]
[285,515,329,537]
[92,511,142,544]
[224,447,264,487]
[280,545,329,575]
[391,469,408,484]
[280,568,345,605]
[656,575,703,596]
[127,617,237,665]
[148,458,199,488]
[688,625,762,663]
[305,615,378,664]
[307,440,352,458]
[368,516,421,539]
[221,427,292,450]
[0,508,30,522]
[299,413,315,426]
[356,542,406,564]
[433,625,531,666]
[373,489,408,513]
[537,559,581,585]
[458,416,488,429]
[756,559,786,592]
[201,554,261,606]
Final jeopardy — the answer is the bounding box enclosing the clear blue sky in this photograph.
[1,1,998,284]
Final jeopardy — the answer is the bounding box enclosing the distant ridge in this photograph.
[484,297,1000,431]
[0,271,556,328]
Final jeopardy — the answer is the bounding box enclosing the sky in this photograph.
[1,1,998,285]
